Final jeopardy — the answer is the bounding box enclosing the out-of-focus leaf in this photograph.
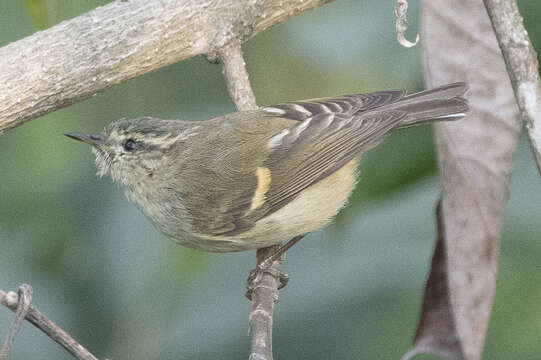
[404,0,521,359]
[24,0,48,30]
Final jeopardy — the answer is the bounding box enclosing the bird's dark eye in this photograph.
[123,139,137,152]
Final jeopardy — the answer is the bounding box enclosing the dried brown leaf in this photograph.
[403,0,521,359]
[402,201,463,360]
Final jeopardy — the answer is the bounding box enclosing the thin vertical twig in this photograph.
[248,245,282,360]
[483,0,541,175]
[219,41,258,111]
[218,42,282,360]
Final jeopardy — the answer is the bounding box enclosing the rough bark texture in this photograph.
[0,0,332,133]
[483,0,541,175]
[404,0,521,359]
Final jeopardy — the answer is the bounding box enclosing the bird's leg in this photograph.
[246,234,305,300]
[259,234,305,270]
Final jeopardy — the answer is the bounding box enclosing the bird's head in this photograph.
[65,117,189,186]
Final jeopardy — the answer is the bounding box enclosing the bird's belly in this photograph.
[242,158,359,245]
[183,158,360,252]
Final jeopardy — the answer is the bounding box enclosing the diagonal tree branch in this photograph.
[0,286,100,360]
[0,285,32,360]
[0,0,333,134]
[483,0,541,176]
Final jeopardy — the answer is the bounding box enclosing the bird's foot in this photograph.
[245,264,289,300]
[245,235,305,300]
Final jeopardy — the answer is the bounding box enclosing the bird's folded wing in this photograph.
[215,109,406,236]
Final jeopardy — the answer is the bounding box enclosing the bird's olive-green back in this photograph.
[172,111,296,236]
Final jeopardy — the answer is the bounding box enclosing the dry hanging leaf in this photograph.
[403,0,521,359]
[402,201,463,359]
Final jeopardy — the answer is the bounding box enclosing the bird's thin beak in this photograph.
[64,132,105,148]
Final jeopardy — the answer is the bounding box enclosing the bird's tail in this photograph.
[380,82,469,128]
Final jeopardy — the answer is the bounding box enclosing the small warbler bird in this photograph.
[66,83,468,254]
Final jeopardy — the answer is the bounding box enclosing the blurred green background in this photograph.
[1,1,541,359]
